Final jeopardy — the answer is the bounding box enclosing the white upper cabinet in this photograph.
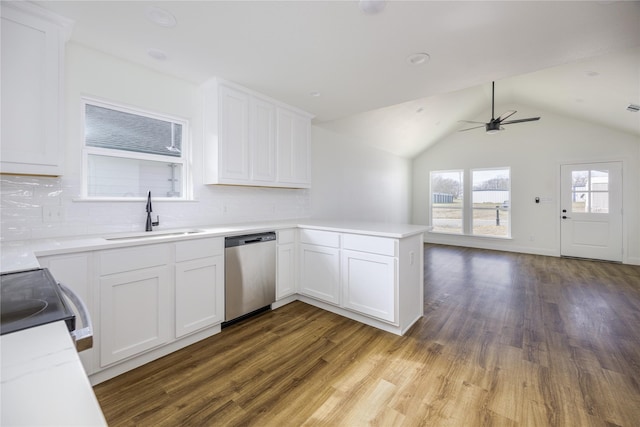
[202,78,312,188]
[277,108,311,187]
[250,97,277,183]
[0,2,72,176]
[218,85,251,182]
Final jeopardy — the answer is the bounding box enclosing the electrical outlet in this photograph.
[42,206,63,223]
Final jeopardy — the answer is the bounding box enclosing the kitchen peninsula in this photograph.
[1,220,428,389]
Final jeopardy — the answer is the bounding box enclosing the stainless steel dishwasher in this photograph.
[224,232,276,326]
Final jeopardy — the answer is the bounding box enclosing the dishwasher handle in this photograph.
[244,237,265,244]
[225,232,276,248]
[59,282,94,352]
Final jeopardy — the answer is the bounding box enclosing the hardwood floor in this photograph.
[94,244,640,426]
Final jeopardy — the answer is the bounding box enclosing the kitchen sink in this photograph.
[104,229,206,241]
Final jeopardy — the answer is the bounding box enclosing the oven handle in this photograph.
[59,283,94,352]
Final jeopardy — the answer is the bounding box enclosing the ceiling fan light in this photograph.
[485,121,502,134]
[359,0,386,15]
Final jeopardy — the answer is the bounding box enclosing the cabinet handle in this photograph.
[59,282,94,352]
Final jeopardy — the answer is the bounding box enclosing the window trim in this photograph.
[80,97,192,201]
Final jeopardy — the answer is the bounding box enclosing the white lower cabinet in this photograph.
[175,238,224,338]
[276,229,296,299]
[296,230,423,335]
[298,243,340,305]
[99,265,171,367]
[98,244,172,367]
[96,238,224,370]
[342,250,397,323]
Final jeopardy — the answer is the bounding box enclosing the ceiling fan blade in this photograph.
[497,110,516,122]
[502,117,540,125]
[458,120,486,125]
[458,125,485,132]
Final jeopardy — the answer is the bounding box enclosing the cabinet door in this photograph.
[251,97,276,183]
[38,253,95,374]
[276,108,311,187]
[342,250,397,323]
[99,265,171,367]
[299,244,340,305]
[219,85,250,182]
[175,255,224,338]
[277,243,296,299]
[1,4,67,175]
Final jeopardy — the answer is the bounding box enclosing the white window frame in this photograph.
[80,97,192,201]
[429,167,511,239]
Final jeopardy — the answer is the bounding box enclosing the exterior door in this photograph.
[560,162,622,262]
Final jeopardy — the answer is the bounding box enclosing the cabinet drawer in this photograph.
[175,237,223,262]
[299,229,340,248]
[99,244,171,275]
[343,234,397,257]
[277,229,296,245]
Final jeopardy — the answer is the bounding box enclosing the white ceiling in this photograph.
[35,0,640,158]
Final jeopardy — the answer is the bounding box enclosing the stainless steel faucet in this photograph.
[145,191,160,231]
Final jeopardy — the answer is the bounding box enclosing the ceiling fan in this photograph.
[459,81,540,134]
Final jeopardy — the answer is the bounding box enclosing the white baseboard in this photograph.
[625,256,640,266]
[424,234,559,257]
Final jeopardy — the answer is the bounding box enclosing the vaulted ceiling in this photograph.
[35,0,640,158]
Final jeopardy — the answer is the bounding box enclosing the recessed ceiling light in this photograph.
[145,6,177,28]
[309,91,321,97]
[359,0,386,15]
[406,52,430,66]
[147,48,167,61]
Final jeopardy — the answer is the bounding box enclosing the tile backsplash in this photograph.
[0,175,310,241]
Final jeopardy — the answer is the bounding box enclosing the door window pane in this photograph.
[571,169,609,213]
[430,171,463,234]
[472,169,510,237]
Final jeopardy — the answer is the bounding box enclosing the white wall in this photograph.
[0,43,310,241]
[310,126,411,223]
[412,104,640,264]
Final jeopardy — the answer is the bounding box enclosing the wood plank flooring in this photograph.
[94,244,640,426]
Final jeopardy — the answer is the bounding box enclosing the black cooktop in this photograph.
[0,268,75,335]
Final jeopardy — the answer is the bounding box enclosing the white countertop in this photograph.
[0,219,429,273]
[1,321,107,426]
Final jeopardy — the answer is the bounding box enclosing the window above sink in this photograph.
[81,97,192,201]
